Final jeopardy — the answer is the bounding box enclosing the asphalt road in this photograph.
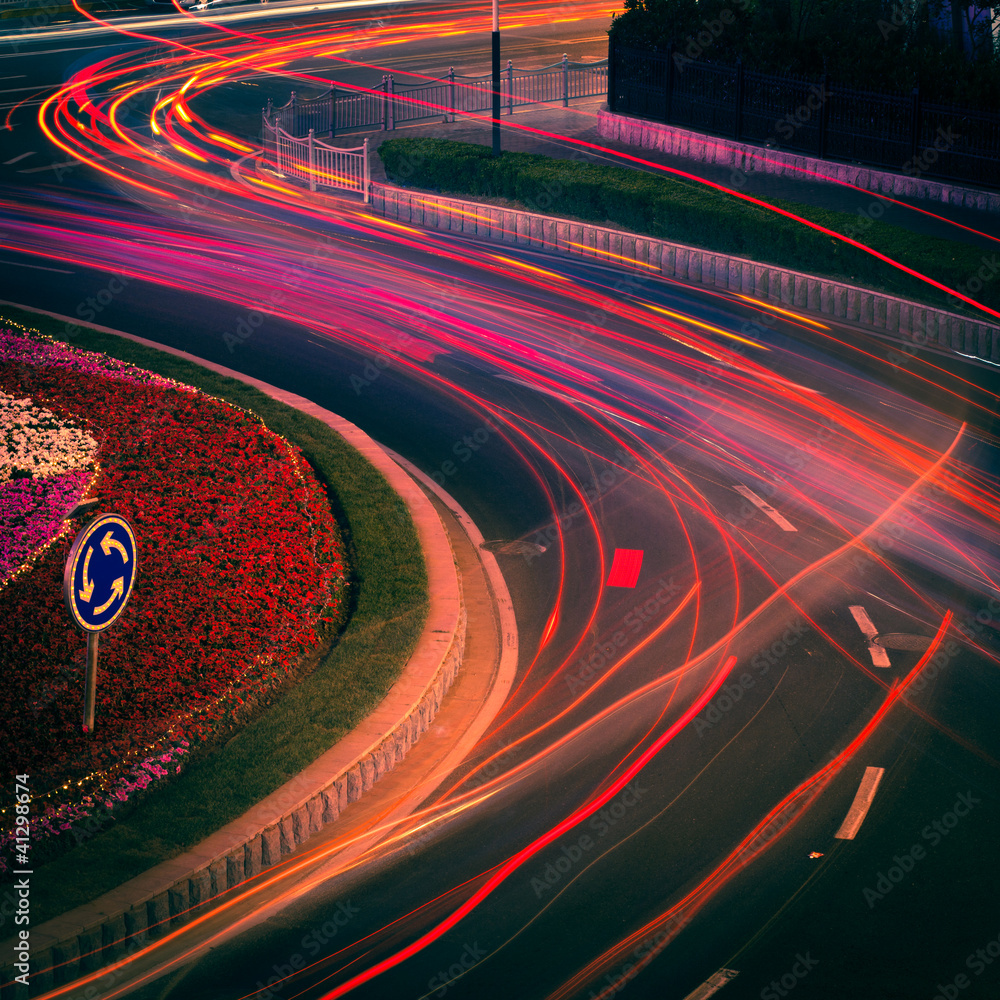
[2,6,1000,1000]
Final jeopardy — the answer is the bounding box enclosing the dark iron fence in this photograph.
[608,37,1000,189]
[266,56,608,140]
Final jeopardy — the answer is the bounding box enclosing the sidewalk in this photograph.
[350,99,1000,251]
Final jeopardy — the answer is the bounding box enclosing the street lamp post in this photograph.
[492,0,501,155]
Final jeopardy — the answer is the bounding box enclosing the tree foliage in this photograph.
[609,0,1000,108]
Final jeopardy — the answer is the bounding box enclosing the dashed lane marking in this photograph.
[835,765,885,839]
[682,968,740,1000]
[848,605,891,668]
[734,484,797,531]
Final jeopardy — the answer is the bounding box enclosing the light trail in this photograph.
[5,2,1000,997]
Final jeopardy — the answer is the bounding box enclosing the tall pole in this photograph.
[492,0,501,155]
[83,631,99,733]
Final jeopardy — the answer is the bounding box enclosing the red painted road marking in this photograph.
[606,548,644,588]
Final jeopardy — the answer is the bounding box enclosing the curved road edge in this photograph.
[0,310,519,997]
[359,181,1000,366]
[237,148,1000,367]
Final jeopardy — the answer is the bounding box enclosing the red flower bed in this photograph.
[0,342,347,839]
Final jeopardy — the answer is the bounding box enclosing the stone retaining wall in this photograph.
[597,110,1000,215]
[367,184,1000,364]
[0,366,467,999]
[2,613,464,998]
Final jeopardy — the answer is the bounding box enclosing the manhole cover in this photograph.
[877,633,934,652]
[482,540,547,557]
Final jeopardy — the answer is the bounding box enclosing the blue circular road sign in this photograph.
[63,513,138,632]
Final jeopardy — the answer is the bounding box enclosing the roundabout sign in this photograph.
[63,513,138,731]
[64,513,137,631]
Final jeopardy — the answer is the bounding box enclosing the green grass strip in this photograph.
[378,138,998,318]
[1,306,428,924]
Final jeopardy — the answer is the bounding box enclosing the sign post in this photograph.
[63,513,138,733]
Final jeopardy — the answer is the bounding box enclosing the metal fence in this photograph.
[265,55,608,138]
[262,118,370,200]
[608,37,1000,189]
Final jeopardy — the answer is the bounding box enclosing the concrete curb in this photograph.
[364,183,1000,364]
[0,323,465,997]
[597,110,1000,215]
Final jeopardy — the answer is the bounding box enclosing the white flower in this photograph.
[0,392,98,483]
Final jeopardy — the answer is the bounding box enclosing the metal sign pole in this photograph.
[83,632,99,732]
[363,138,370,203]
[492,0,501,155]
[64,513,138,736]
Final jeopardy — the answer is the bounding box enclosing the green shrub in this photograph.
[379,138,998,316]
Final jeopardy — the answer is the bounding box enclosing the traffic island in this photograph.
[0,305,466,995]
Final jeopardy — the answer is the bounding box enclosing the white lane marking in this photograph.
[734,484,797,531]
[835,766,885,839]
[3,0,428,43]
[682,969,740,1000]
[957,352,1000,368]
[0,76,27,81]
[0,260,73,273]
[849,605,891,668]
[17,160,79,174]
[3,151,33,165]
[1,47,98,57]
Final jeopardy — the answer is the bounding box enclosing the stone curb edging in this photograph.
[0,324,465,998]
[365,183,1000,364]
[597,110,1000,215]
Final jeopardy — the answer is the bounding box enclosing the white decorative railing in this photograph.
[264,55,609,137]
[262,119,370,201]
